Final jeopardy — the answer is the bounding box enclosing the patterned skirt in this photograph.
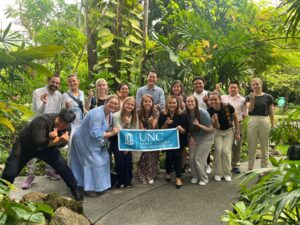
[136,151,159,183]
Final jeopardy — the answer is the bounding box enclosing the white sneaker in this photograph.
[206,165,211,174]
[224,175,232,182]
[191,178,198,184]
[198,181,206,186]
[148,179,154,184]
[214,175,222,182]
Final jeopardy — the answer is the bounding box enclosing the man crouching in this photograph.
[1,109,84,201]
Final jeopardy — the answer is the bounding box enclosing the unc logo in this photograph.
[125,133,134,145]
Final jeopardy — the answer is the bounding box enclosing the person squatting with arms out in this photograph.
[158,95,188,189]
[1,109,84,201]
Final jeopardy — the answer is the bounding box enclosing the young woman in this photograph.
[137,94,160,184]
[246,78,274,170]
[158,95,187,188]
[116,83,130,110]
[85,78,108,110]
[207,92,240,182]
[170,80,188,173]
[70,95,120,196]
[113,97,139,188]
[184,95,213,185]
[62,74,85,163]
[170,80,186,110]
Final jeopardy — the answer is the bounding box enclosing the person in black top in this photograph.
[158,95,187,189]
[245,78,274,170]
[1,109,84,201]
[85,78,108,110]
[207,92,240,182]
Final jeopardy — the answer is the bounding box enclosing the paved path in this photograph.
[11,161,256,225]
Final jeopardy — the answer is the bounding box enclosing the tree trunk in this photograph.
[85,0,98,80]
[139,0,149,86]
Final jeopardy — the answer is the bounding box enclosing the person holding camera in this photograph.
[1,109,84,201]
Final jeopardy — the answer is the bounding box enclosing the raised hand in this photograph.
[49,128,58,139]
[193,118,200,126]
[41,93,48,104]
[88,89,94,97]
[60,131,70,143]
[212,113,218,122]
[249,92,255,100]
[166,117,173,125]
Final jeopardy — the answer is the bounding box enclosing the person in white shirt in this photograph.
[192,76,211,174]
[221,81,247,174]
[22,75,63,189]
[193,77,209,110]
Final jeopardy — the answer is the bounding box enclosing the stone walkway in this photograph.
[11,164,254,225]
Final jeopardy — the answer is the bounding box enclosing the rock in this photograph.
[49,207,90,225]
[21,192,47,203]
[44,193,83,214]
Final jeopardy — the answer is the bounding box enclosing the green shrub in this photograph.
[221,157,300,224]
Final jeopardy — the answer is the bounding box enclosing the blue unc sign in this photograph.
[118,128,180,151]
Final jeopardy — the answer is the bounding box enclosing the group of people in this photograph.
[1,70,275,201]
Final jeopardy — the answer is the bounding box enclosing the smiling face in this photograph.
[193,79,205,94]
[118,84,129,98]
[123,98,135,113]
[171,83,182,95]
[96,80,108,95]
[105,97,119,113]
[142,96,153,111]
[209,94,221,109]
[228,83,239,97]
[147,72,158,87]
[48,76,60,92]
[186,96,197,110]
[166,97,178,112]
[67,75,79,91]
[251,79,262,93]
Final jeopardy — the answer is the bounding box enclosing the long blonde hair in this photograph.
[95,78,108,104]
[120,96,137,126]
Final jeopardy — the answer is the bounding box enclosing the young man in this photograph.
[193,76,211,174]
[22,75,63,189]
[1,109,84,201]
[193,77,209,110]
[221,81,247,174]
[136,70,165,111]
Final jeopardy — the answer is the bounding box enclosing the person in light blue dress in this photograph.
[62,74,85,164]
[70,95,120,197]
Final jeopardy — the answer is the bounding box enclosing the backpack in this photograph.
[287,144,300,160]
